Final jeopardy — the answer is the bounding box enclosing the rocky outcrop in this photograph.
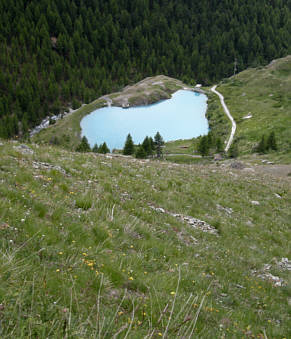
[149,205,218,235]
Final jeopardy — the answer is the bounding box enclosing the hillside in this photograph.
[212,55,291,162]
[0,140,290,337]
[33,56,291,164]
[1,0,291,138]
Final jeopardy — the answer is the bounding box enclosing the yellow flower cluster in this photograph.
[204,306,219,313]
[82,258,95,270]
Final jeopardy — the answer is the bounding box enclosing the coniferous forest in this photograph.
[0,0,290,138]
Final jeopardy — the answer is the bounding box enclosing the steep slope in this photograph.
[0,140,290,338]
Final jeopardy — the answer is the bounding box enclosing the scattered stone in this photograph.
[267,161,274,165]
[235,284,246,289]
[214,153,223,161]
[0,142,3,146]
[246,220,254,227]
[120,192,132,202]
[242,113,252,119]
[151,207,165,213]
[257,272,284,287]
[13,144,34,155]
[216,204,233,215]
[230,161,244,169]
[253,259,290,287]
[274,193,282,199]
[32,161,66,175]
[29,107,83,137]
[149,205,218,235]
[263,264,271,271]
[278,257,291,271]
[251,200,260,206]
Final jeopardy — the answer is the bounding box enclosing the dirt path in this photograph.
[165,154,202,158]
[211,85,236,152]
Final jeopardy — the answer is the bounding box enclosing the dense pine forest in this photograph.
[0,0,290,138]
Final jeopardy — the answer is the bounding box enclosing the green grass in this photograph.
[0,140,290,338]
[164,139,197,155]
[164,155,210,165]
[33,99,106,150]
[215,55,291,162]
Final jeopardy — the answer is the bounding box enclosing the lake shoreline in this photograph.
[32,75,208,151]
[81,90,209,151]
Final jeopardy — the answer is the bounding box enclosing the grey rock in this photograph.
[251,200,260,206]
[14,144,34,155]
[278,257,291,271]
[216,204,233,215]
[257,272,284,287]
[230,161,244,169]
[32,161,66,174]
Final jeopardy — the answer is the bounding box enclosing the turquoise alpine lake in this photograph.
[81,90,208,150]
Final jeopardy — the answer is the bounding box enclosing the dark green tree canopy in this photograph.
[154,132,164,158]
[197,135,209,156]
[142,136,153,156]
[99,142,110,154]
[135,145,147,159]
[123,133,135,155]
[1,0,290,138]
[76,136,91,152]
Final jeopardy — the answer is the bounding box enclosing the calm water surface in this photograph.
[81,90,208,150]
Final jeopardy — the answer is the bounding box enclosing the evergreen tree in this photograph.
[142,136,152,156]
[216,137,223,153]
[123,133,134,155]
[99,142,110,154]
[0,0,290,139]
[154,132,164,158]
[228,142,239,158]
[149,137,155,152]
[267,131,277,151]
[257,135,267,153]
[197,135,209,156]
[76,136,91,152]
[92,143,98,153]
[135,145,147,159]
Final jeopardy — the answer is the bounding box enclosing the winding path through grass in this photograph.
[211,85,236,152]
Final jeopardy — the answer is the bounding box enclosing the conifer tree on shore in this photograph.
[154,132,164,158]
[123,134,135,155]
[76,136,91,152]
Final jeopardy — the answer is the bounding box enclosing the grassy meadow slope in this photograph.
[0,140,290,338]
[215,56,291,162]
